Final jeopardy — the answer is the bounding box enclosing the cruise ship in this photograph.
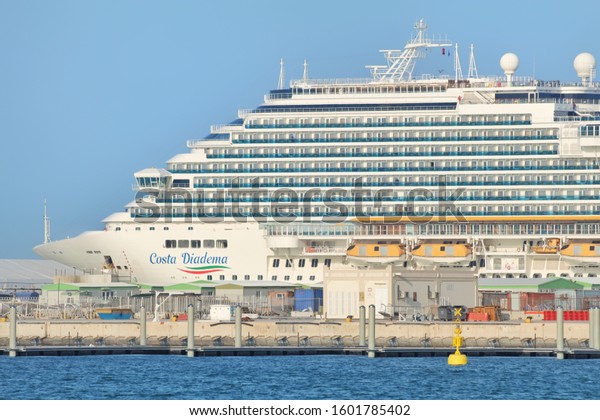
[34,20,600,287]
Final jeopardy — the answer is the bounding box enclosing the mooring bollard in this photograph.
[9,306,17,358]
[235,305,242,348]
[187,304,195,357]
[140,305,147,346]
[556,306,564,360]
[368,304,376,358]
[359,305,366,347]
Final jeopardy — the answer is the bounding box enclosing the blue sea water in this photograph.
[0,355,599,400]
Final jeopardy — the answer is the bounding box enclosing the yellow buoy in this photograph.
[448,349,468,365]
[448,307,468,365]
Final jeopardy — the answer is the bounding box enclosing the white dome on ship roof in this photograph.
[574,52,596,78]
[500,53,519,74]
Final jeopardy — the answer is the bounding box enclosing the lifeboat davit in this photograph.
[410,242,472,266]
[346,242,406,265]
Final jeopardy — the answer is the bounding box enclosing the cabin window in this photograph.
[286,259,292,268]
[232,275,238,280]
[299,259,306,268]
[216,240,228,248]
[191,240,202,248]
[324,258,332,267]
[311,259,319,267]
[165,240,177,248]
[257,275,263,280]
[245,275,250,280]
[310,275,316,281]
[219,275,225,280]
[297,275,303,281]
[203,240,215,248]
[271,275,277,281]
[178,240,189,248]
[413,292,417,302]
[207,275,213,280]
[284,275,290,281]
[272,259,280,268]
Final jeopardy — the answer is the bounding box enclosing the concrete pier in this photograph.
[9,306,16,358]
[556,307,564,360]
[368,305,375,358]
[140,306,147,346]
[359,305,366,346]
[590,308,597,350]
[592,307,600,350]
[234,306,242,348]
[187,304,195,358]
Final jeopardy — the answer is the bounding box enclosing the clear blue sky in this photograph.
[1,0,598,258]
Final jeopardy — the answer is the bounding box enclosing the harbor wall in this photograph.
[0,319,591,348]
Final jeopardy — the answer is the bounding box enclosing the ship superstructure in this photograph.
[34,20,600,286]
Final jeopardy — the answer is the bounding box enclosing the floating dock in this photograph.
[2,345,600,359]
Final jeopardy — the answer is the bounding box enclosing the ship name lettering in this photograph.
[181,252,228,265]
[149,252,177,264]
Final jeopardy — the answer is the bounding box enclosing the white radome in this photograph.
[500,53,519,74]
[573,52,596,78]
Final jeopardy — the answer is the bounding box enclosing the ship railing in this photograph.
[210,124,241,133]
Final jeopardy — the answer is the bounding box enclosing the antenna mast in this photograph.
[277,58,285,89]
[303,59,309,82]
[454,43,463,82]
[468,44,479,79]
[368,19,451,82]
[43,199,51,244]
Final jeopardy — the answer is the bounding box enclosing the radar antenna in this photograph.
[367,19,451,82]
